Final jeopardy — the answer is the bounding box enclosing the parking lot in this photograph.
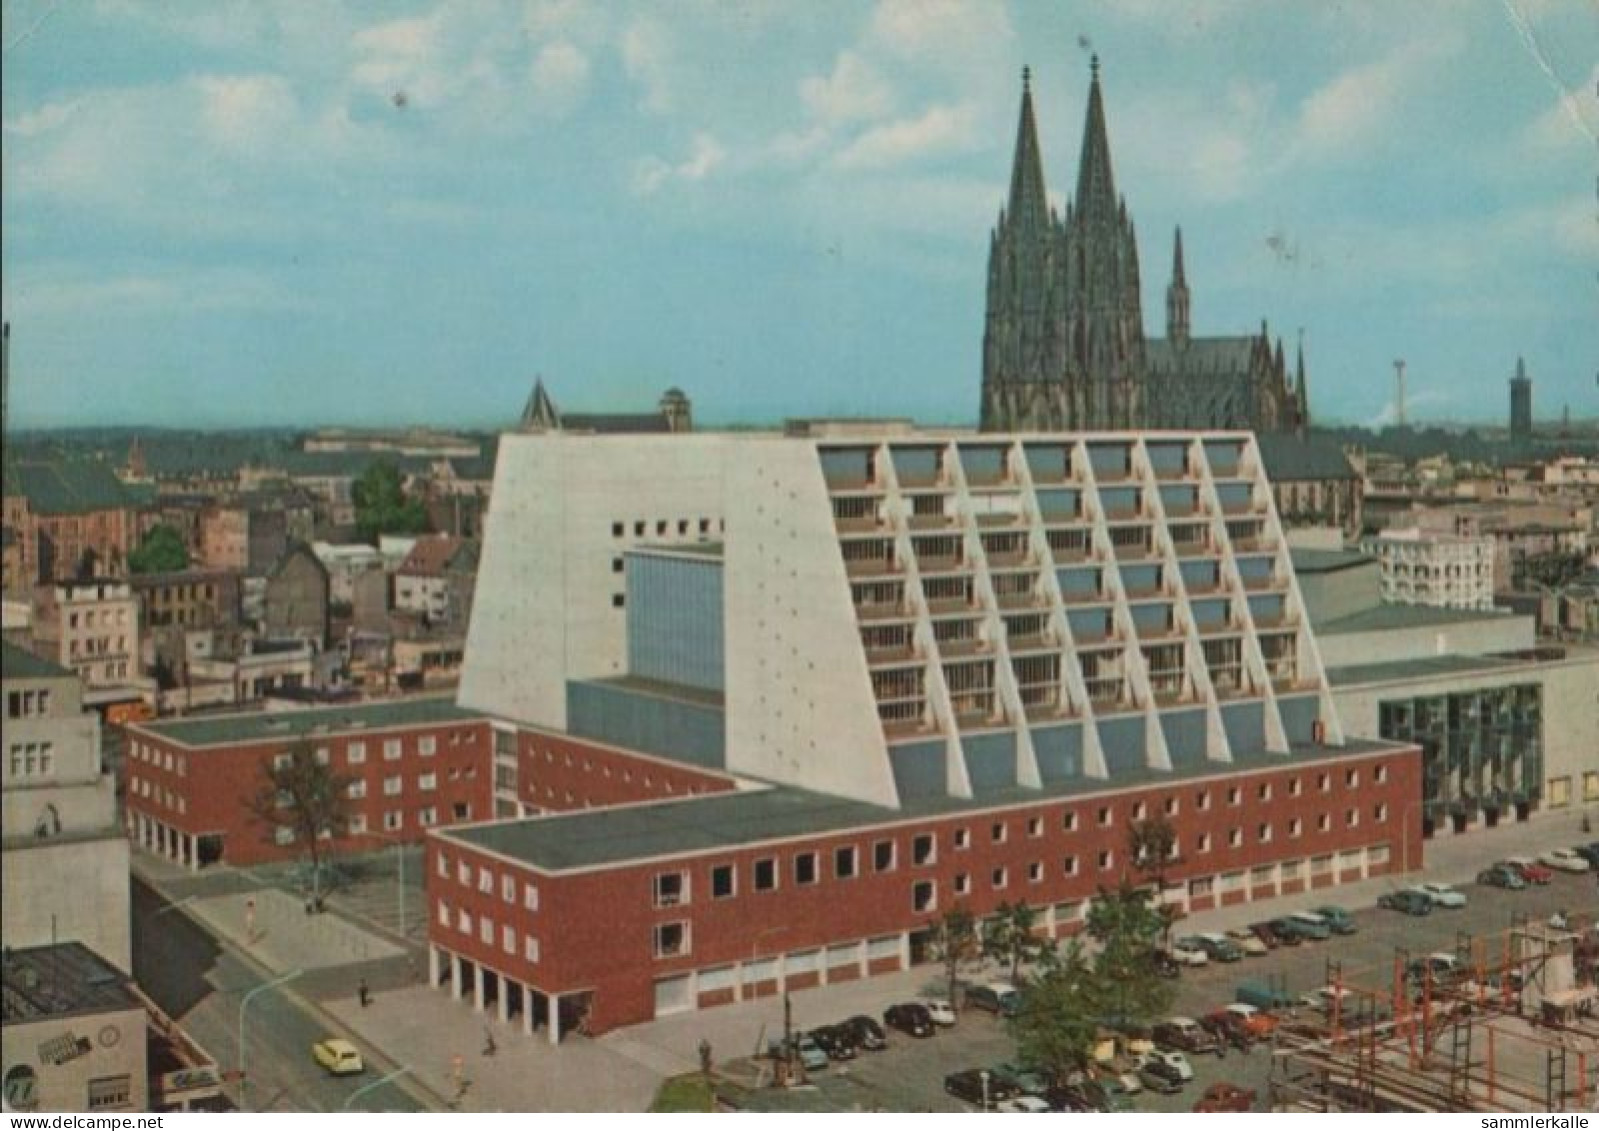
[735,866,1596,1112]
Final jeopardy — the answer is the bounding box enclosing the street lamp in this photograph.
[239,968,303,1112]
[980,1069,991,1112]
[343,1066,413,1111]
[367,829,413,941]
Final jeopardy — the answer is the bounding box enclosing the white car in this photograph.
[997,1095,1053,1113]
[1145,1048,1194,1082]
[1166,938,1209,967]
[1226,927,1269,957]
[1411,882,1467,909]
[1540,848,1592,873]
[924,998,957,1026]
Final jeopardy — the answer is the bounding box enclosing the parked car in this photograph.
[1541,848,1593,873]
[1478,864,1528,890]
[883,1002,934,1038]
[1299,986,1357,1017]
[945,1068,1017,1108]
[1194,1082,1258,1112]
[312,1038,364,1076]
[1144,1048,1195,1082]
[770,1035,830,1072]
[965,982,1021,1017]
[1137,1060,1186,1094]
[1190,932,1244,963]
[1166,938,1209,966]
[1249,921,1293,948]
[1049,1078,1126,1112]
[1270,915,1324,942]
[996,1095,1052,1113]
[1572,843,1599,869]
[1411,882,1467,908]
[1312,906,1358,935]
[1286,911,1333,939]
[1407,952,1465,986]
[1235,979,1297,1012]
[1378,889,1433,916]
[924,998,958,1026]
[808,1025,857,1060]
[1198,1010,1255,1050]
[1504,856,1553,884]
[1224,1002,1279,1038]
[1226,927,1269,956]
[842,1014,887,1051]
[1153,1017,1221,1056]
[991,1062,1049,1096]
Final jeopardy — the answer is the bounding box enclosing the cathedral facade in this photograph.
[980,60,1308,435]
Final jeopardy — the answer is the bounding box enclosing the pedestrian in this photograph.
[358,978,370,1008]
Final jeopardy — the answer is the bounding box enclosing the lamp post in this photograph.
[238,968,303,1112]
[343,1066,413,1111]
[367,829,412,941]
[980,1069,991,1112]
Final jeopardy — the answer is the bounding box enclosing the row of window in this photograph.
[66,607,130,629]
[129,742,187,776]
[436,899,542,963]
[6,688,54,719]
[610,517,723,540]
[129,777,188,814]
[7,741,56,779]
[436,853,542,912]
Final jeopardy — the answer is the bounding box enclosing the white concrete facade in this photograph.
[1360,527,1495,611]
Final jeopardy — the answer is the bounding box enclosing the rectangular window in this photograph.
[1227,787,1241,806]
[350,814,368,834]
[1063,854,1078,875]
[654,921,689,958]
[1132,801,1147,821]
[1097,806,1113,827]
[954,872,971,895]
[1027,861,1043,883]
[347,741,367,764]
[1345,769,1360,788]
[314,746,331,766]
[502,875,516,902]
[795,852,819,886]
[834,845,858,879]
[754,857,777,891]
[1374,803,1388,822]
[991,866,1008,889]
[873,839,896,872]
[711,863,735,899]
[479,917,493,944]
[384,739,402,761]
[1062,810,1078,832]
[86,1075,132,1111]
[346,780,367,799]
[1197,832,1212,853]
[384,775,402,796]
[525,935,541,962]
[1258,823,1272,844]
[1097,849,1114,870]
[503,925,516,954]
[1289,817,1302,838]
[437,853,450,878]
[1258,783,1272,802]
[912,880,936,913]
[437,900,450,926]
[653,871,687,908]
[524,883,539,911]
[1289,777,1302,797]
[912,834,936,865]
[417,807,436,827]
[1375,764,1389,785]
[953,828,971,850]
[1196,790,1211,812]
[419,736,437,756]
[1027,816,1043,838]
[991,821,1007,844]
[1229,828,1243,847]
[1164,796,1179,817]
[479,867,494,893]
[418,771,437,792]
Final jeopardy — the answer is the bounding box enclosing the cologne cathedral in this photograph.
[980,59,1309,434]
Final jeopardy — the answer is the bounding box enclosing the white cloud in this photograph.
[2,97,89,138]
[834,103,977,170]
[800,51,894,124]
[622,18,675,114]
[12,268,312,318]
[529,40,591,116]
[869,0,1009,61]
[1292,35,1461,162]
[1524,62,1599,151]
[197,75,299,156]
[633,132,725,195]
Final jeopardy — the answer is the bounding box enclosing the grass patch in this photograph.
[651,1074,715,1113]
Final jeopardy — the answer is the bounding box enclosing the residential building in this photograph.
[979,62,1307,433]
[1359,527,1495,611]
[129,568,242,631]
[395,535,479,629]
[312,541,386,605]
[1,642,130,969]
[1,461,141,584]
[1256,432,1363,537]
[427,427,1420,1038]
[261,543,330,647]
[31,578,141,690]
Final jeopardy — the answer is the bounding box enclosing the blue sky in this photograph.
[3,0,1595,430]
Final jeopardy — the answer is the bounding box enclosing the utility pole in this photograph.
[1393,359,1407,429]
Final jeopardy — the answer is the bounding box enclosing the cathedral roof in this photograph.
[1144,335,1258,378]
[1255,432,1359,483]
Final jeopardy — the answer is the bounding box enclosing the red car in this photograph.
[1504,858,1553,885]
[1194,1083,1257,1112]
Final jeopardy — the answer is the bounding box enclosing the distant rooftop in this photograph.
[1,640,73,681]
[443,735,1412,873]
[1315,604,1516,636]
[135,695,481,748]
[1290,547,1373,574]
[1326,653,1524,687]
[2,942,138,1024]
[2,459,137,515]
[1255,432,1359,482]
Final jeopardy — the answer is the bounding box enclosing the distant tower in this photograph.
[1166,227,1190,348]
[658,387,693,433]
[518,377,561,432]
[1509,356,1533,445]
[1294,331,1310,437]
[1393,359,1407,429]
[2,321,9,439]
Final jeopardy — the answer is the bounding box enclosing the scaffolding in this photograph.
[1269,917,1599,1112]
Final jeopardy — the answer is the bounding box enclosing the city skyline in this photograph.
[2,0,1596,431]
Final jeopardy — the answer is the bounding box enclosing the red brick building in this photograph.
[506,726,739,815]
[124,697,490,868]
[428,737,1421,1040]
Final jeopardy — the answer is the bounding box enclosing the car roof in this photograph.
[320,1038,357,1052]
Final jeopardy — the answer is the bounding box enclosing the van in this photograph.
[1287,912,1333,940]
[965,982,1021,1016]
[1235,980,1296,1012]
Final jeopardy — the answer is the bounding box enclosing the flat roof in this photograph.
[1314,604,1517,636]
[1326,653,1535,687]
[136,695,481,748]
[578,675,725,710]
[444,735,1411,873]
[1,640,73,681]
[2,943,138,1023]
[630,542,725,560]
[1290,548,1374,575]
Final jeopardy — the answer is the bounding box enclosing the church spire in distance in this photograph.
[1167,226,1190,346]
[1007,65,1050,229]
[1075,55,1117,218]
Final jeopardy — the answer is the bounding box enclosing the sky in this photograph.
[2,0,1596,431]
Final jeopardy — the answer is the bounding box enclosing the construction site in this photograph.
[1269,911,1599,1112]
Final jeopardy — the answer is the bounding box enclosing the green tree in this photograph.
[927,903,979,1014]
[247,739,356,906]
[352,460,429,544]
[1010,940,1100,1085]
[128,523,190,574]
[1085,880,1176,1032]
[1127,815,1180,944]
[982,900,1045,984]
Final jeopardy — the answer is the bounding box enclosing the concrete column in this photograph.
[188,834,200,872]
[497,977,511,1024]
[429,944,442,988]
[472,964,485,1012]
[523,987,535,1037]
[899,931,911,972]
[547,992,560,1046]
[450,953,464,1002]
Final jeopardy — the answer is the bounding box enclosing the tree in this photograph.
[982,900,1045,984]
[248,740,356,906]
[352,460,429,544]
[1010,940,1100,1085]
[128,523,190,574]
[927,903,979,1014]
[1127,815,1180,944]
[1084,880,1176,1032]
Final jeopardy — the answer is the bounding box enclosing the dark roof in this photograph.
[399,535,466,577]
[133,695,481,748]
[1,640,73,681]
[580,674,725,709]
[1290,548,1374,575]
[1145,336,1258,378]
[1315,604,1519,635]
[1255,432,1359,482]
[2,460,135,514]
[1326,654,1524,687]
[2,943,138,1022]
[561,413,673,434]
[444,733,1410,873]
